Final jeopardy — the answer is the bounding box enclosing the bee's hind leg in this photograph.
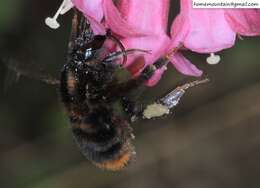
[121,78,209,121]
[120,62,209,121]
[107,57,170,121]
[142,78,210,119]
[103,49,149,65]
[118,57,169,122]
[121,86,147,122]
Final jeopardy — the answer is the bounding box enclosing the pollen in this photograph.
[143,103,170,119]
[45,0,74,29]
[206,53,221,65]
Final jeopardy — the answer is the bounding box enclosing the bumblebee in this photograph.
[4,10,208,171]
[60,11,152,170]
[58,11,209,171]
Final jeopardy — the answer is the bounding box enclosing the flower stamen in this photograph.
[45,0,74,29]
[206,53,221,65]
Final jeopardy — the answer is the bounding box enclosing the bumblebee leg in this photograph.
[106,57,170,121]
[142,78,210,119]
[103,49,149,64]
[136,43,185,82]
[121,87,146,122]
[105,30,150,65]
[120,78,209,121]
[138,57,169,81]
[118,58,168,121]
[105,30,128,65]
[106,57,169,105]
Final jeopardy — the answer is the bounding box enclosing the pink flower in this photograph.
[225,9,260,36]
[72,0,147,36]
[170,0,260,54]
[45,0,203,86]
[105,0,203,86]
[72,0,106,35]
[107,0,170,67]
[45,0,260,86]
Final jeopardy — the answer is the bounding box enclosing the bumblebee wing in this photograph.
[2,58,59,90]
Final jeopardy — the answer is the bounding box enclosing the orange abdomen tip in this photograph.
[95,151,132,171]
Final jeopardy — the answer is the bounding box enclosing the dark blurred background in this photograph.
[1,1,260,188]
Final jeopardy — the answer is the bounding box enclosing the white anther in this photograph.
[45,17,60,29]
[143,103,170,119]
[206,53,221,65]
[45,0,74,29]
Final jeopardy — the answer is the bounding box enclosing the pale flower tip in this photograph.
[207,53,221,65]
[45,17,60,29]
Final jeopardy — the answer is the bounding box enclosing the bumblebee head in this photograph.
[71,35,107,62]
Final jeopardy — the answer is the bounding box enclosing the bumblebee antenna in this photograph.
[106,30,128,65]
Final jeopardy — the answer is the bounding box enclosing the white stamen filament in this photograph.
[60,0,74,15]
[45,0,74,29]
[206,53,221,65]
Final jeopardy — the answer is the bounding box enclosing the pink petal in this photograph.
[170,0,236,53]
[121,34,171,68]
[169,14,190,49]
[103,0,146,37]
[126,56,146,75]
[87,16,106,35]
[170,53,203,77]
[73,0,104,21]
[117,0,170,35]
[225,9,260,36]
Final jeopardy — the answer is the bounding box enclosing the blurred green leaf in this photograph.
[0,0,23,31]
